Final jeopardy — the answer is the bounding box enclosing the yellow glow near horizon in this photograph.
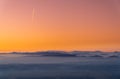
[0,0,120,52]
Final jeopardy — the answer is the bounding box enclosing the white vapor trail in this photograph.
[32,8,35,23]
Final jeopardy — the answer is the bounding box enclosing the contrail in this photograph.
[32,8,35,23]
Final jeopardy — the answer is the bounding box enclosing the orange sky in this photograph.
[0,0,120,52]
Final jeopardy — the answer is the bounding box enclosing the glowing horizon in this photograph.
[0,0,120,52]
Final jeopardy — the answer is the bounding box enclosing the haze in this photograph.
[0,0,120,52]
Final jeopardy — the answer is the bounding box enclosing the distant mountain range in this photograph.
[5,50,120,58]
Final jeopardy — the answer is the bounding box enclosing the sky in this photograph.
[0,0,120,52]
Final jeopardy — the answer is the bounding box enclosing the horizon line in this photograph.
[0,50,120,53]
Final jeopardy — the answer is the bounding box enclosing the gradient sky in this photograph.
[0,0,120,52]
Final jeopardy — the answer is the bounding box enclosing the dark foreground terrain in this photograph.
[0,54,120,79]
[0,62,120,79]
